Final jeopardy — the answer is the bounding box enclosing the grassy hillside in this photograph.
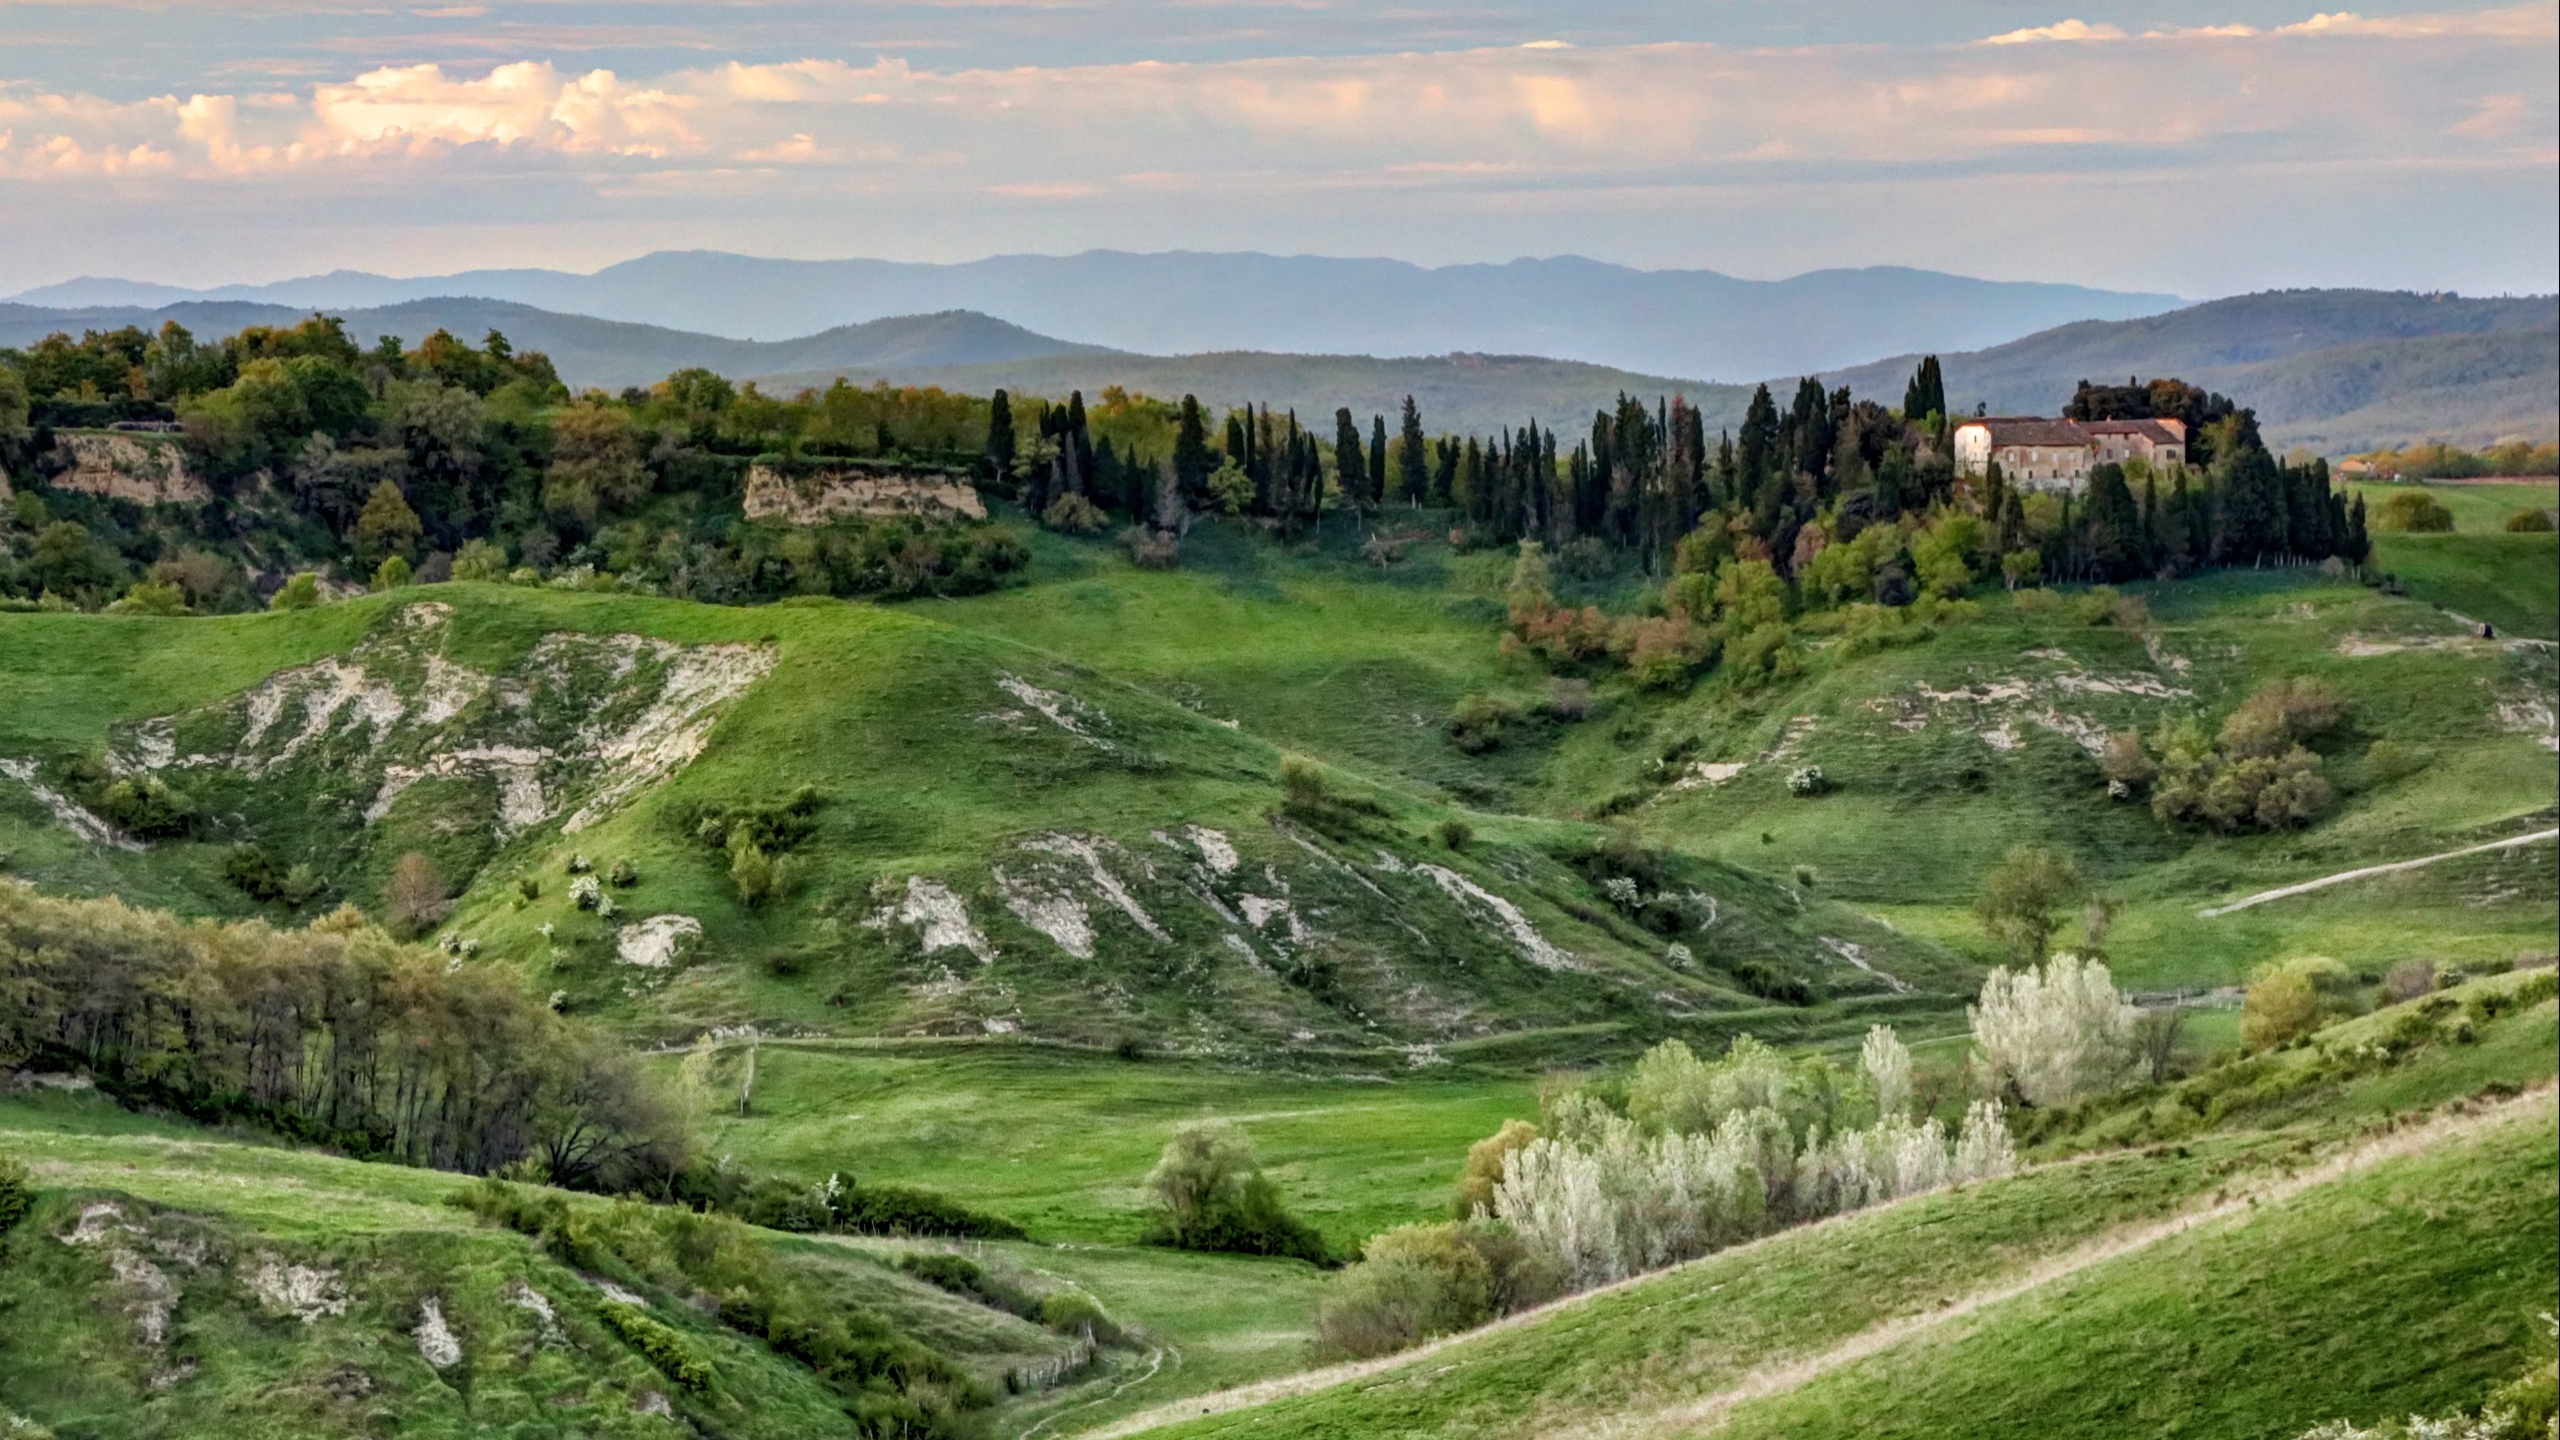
[2,489,2553,1438]
[1120,973,2559,1439]
[2346,479,2560,637]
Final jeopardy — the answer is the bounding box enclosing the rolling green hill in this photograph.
[1,494,2553,1438]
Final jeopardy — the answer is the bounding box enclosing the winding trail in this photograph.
[1556,1087,2552,1439]
[2195,828,2558,917]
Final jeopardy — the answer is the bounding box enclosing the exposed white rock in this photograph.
[414,1297,462,1369]
[1026,834,1168,941]
[993,867,1095,959]
[996,674,1107,746]
[1413,864,1573,970]
[897,878,995,961]
[506,1278,562,1343]
[1185,826,1239,875]
[616,915,703,969]
[246,1256,351,1323]
[1819,935,1911,993]
[0,760,142,851]
[563,640,778,832]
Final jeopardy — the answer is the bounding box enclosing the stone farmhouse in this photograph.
[1951,417,2188,491]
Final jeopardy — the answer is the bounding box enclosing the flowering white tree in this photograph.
[1968,952,2137,1106]
[1862,1024,1913,1119]
[1495,1035,2020,1296]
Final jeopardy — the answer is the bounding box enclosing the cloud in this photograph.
[0,3,2549,294]
[1981,20,2130,44]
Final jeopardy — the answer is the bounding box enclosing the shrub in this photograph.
[2505,507,2556,532]
[2240,955,2354,1051]
[599,1301,713,1390]
[225,844,328,908]
[1969,953,2136,1106]
[2382,958,2436,1003]
[1314,1223,1495,1360]
[608,858,640,887]
[1120,526,1180,569]
[451,537,509,581]
[1037,1292,1122,1344]
[1446,694,1519,754]
[1142,1123,1329,1263]
[96,774,198,839]
[382,852,451,937]
[1542,678,1594,720]
[1041,493,1110,534]
[2371,490,2454,532]
[1454,1119,1539,1217]
[371,555,413,590]
[1437,818,1474,851]
[108,579,189,615]
[1784,764,1828,796]
[268,572,322,611]
[0,1152,30,1233]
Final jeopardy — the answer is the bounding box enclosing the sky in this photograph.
[0,1,2553,297]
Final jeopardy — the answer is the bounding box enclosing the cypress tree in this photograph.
[2345,492,2370,564]
[985,389,1016,488]
[1397,396,1428,504]
[1334,408,1365,513]
[1173,394,1212,500]
[1432,437,1457,505]
[1370,414,1390,511]
[2084,462,2142,579]
[1737,385,1778,507]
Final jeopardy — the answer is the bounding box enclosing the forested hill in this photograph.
[1819,290,2560,452]
[0,299,1114,391]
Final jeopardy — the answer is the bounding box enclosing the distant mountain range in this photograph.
[1818,290,2559,453]
[6,250,2184,383]
[3,286,2549,453]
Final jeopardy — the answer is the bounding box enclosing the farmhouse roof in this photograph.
[1960,418,2095,446]
[2082,418,2188,442]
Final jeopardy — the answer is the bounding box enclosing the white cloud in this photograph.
[0,4,2549,293]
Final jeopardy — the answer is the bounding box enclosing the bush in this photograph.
[1446,694,1520,754]
[1143,1123,1330,1263]
[95,774,198,839]
[1974,845,2084,965]
[2505,507,2556,532]
[2371,490,2455,532]
[1785,764,1828,796]
[1437,818,1474,851]
[1121,526,1180,569]
[1454,1119,1538,1217]
[0,1153,30,1234]
[1314,1223,1494,1360]
[2240,955,2356,1051]
[224,843,327,908]
[268,572,322,611]
[1038,1291,1122,1343]
[599,1301,713,1390]
[371,555,413,590]
[1042,493,1110,534]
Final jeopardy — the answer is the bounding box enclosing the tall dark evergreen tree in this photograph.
[2083,462,2143,579]
[985,389,1016,488]
[1173,394,1213,502]
[1334,408,1366,512]
[1736,384,1779,508]
[1397,396,1428,504]
[1370,414,1390,512]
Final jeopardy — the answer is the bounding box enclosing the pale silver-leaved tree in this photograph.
[1862,1023,1913,1119]
[1968,952,2137,1107]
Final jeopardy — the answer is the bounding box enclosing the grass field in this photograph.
[688,1042,1531,1249]
[2,488,2554,1438]
[2346,479,2560,638]
[1123,977,2560,1439]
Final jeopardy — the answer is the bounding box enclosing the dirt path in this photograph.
[1553,1087,2553,1439]
[2196,828,2558,918]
